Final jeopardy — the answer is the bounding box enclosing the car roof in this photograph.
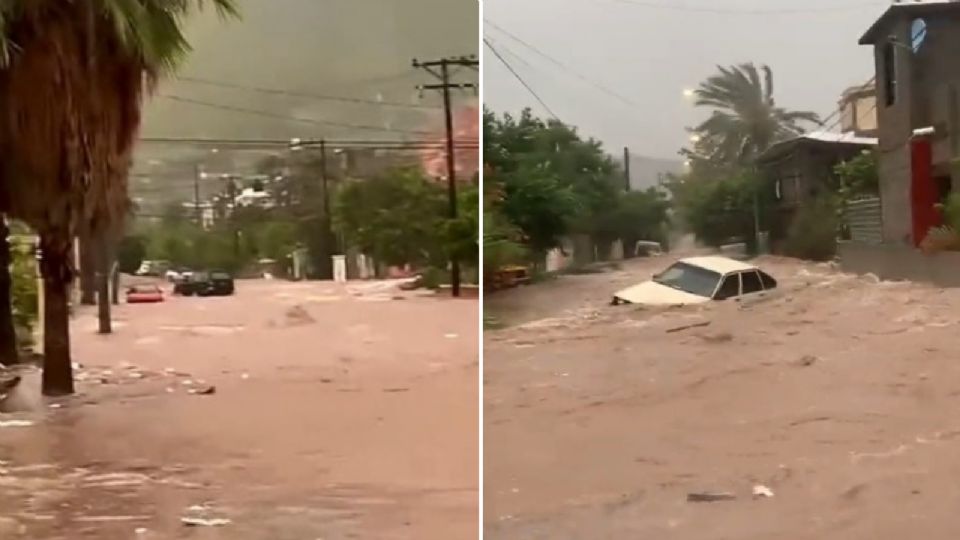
[679,256,757,275]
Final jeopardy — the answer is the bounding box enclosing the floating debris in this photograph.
[687,491,736,503]
[753,485,775,498]
[0,420,34,428]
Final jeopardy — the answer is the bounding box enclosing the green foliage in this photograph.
[834,151,879,199]
[335,167,455,269]
[691,63,821,164]
[782,195,839,261]
[116,234,146,274]
[592,188,670,251]
[11,244,37,347]
[484,107,666,269]
[443,185,480,266]
[678,170,764,249]
[940,192,960,231]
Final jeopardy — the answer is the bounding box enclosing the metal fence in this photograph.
[845,197,883,245]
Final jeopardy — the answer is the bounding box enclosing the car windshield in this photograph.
[211,272,230,280]
[652,262,722,298]
[191,272,209,281]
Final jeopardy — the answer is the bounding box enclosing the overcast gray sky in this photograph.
[141,0,478,143]
[483,0,888,160]
[132,0,477,204]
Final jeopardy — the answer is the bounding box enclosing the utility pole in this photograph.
[318,139,335,280]
[623,146,631,191]
[193,164,202,226]
[412,55,478,298]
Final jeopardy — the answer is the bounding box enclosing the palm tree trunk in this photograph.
[79,233,96,305]
[96,235,111,334]
[0,218,18,366]
[39,234,74,396]
[111,262,119,305]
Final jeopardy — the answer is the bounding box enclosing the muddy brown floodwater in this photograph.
[485,255,960,539]
[0,279,478,539]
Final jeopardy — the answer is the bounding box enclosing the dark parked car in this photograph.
[173,271,234,297]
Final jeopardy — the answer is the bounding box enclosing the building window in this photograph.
[883,42,897,107]
[911,18,928,53]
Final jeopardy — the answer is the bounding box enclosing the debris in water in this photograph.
[699,332,733,343]
[284,305,316,326]
[135,528,148,535]
[383,388,409,393]
[181,517,231,527]
[753,485,774,498]
[798,355,818,367]
[189,386,216,395]
[74,515,150,523]
[240,373,250,380]
[667,321,711,334]
[687,491,736,503]
[0,420,34,428]
[444,333,459,339]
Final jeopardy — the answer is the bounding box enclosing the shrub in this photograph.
[783,196,839,261]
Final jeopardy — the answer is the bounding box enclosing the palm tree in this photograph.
[0,0,239,395]
[692,63,821,165]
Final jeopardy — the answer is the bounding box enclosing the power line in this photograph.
[138,136,477,147]
[484,19,639,107]
[483,37,560,121]
[176,75,439,110]
[603,0,885,15]
[157,94,437,136]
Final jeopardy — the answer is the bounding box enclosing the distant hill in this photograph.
[619,154,684,191]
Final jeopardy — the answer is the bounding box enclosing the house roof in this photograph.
[680,256,756,275]
[860,0,960,45]
[757,131,877,164]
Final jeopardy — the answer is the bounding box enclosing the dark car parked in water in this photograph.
[173,271,235,297]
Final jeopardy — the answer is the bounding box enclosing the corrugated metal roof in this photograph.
[758,131,877,163]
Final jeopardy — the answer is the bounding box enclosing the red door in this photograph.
[910,138,938,247]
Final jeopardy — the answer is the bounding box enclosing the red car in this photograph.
[126,284,164,304]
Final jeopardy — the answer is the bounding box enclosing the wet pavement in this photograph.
[485,255,960,539]
[1,278,478,539]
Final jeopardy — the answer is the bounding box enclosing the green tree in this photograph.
[116,234,146,274]
[692,63,821,164]
[484,108,631,263]
[834,150,879,199]
[680,170,767,250]
[0,0,239,395]
[334,167,447,268]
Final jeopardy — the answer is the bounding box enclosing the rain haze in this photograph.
[483,0,886,181]
[134,0,479,205]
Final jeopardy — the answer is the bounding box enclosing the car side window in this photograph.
[741,271,763,294]
[714,274,740,300]
[759,271,777,290]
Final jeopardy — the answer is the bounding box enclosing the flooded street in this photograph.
[485,256,960,539]
[0,279,478,539]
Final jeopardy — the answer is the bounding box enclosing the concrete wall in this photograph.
[839,241,960,287]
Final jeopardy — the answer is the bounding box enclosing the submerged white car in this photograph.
[612,256,778,306]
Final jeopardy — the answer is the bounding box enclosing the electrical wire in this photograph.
[138,137,477,147]
[483,37,561,121]
[602,0,886,15]
[175,75,439,110]
[157,94,437,135]
[484,19,639,107]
